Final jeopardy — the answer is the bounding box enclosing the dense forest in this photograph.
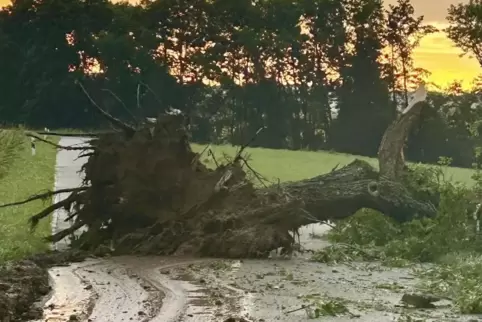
[1,0,482,168]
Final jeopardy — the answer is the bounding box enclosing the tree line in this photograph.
[1,0,482,168]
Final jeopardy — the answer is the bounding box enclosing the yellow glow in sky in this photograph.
[412,23,480,89]
[0,0,480,89]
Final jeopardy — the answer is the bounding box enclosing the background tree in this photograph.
[447,0,482,66]
[385,0,436,106]
[0,0,478,168]
[330,0,392,156]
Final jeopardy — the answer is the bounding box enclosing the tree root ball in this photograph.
[21,85,437,258]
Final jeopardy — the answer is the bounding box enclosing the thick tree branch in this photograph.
[378,83,428,180]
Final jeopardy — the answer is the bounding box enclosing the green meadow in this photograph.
[192,143,476,185]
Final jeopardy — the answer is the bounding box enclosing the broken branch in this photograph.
[378,83,428,180]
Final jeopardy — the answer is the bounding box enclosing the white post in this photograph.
[31,137,36,156]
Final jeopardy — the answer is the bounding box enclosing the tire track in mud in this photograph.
[40,257,249,322]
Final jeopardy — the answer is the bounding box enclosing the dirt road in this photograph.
[41,256,250,322]
[37,138,481,322]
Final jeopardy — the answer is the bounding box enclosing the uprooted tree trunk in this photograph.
[2,82,436,258]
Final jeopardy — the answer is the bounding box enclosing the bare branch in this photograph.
[101,88,139,124]
[139,81,163,107]
[76,81,136,136]
[233,127,265,164]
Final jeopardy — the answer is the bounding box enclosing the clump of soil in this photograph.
[0,260,48,320]
[0,251,87,321]
[0,252,85,322]
[67,113,297,257]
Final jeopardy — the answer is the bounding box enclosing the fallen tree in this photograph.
[2,83,436,258]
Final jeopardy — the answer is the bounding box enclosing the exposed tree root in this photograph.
[0,187,89,208]
[10,83,437,258]
[26,133,93,151]
[29,190,85,229]
[35,131,111,137]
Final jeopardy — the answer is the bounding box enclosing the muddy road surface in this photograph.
[40,256,248,322]
[35,137,482,322]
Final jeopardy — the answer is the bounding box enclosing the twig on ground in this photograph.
[285,303,314,314]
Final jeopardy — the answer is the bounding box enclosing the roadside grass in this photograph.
[0,131,58,262]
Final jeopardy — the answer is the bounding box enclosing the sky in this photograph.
[0,0,479,89]
[384,0,480,89]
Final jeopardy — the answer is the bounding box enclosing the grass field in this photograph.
[192,144,476,186]
[0,134,57,262]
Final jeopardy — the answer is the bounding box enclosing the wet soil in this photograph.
[36,256,247,322]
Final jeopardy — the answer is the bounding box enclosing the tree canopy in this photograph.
[0,0,482,168]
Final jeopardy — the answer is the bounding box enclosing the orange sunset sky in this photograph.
[0,0,480,89]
